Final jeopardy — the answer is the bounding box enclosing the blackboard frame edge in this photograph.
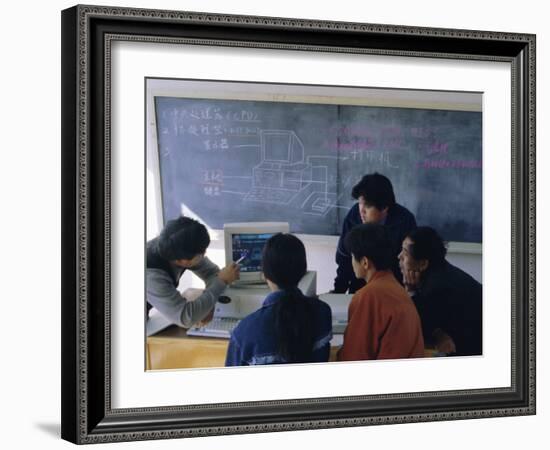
[60,5,536,444]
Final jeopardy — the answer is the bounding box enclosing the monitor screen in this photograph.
[231,233,275,273]
[224,222,290,284]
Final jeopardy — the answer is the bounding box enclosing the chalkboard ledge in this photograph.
[447,242,482,254]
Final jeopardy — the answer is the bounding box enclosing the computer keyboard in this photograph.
[187,317,240,339]
[187,317,347,339]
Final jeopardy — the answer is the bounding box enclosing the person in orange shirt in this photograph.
[337,224,424,361]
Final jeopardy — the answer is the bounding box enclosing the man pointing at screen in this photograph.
[146,216,240,334]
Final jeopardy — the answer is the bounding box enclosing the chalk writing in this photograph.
[417,159,482,169]
[410,127,433,138]
[349,150,399,168]
[330,125,376,137]
[203,185,221,196]
[380,137,405,149]
[426,142,449,155]
[381,127,402,137]
[160,106,261,137]
[203,138,229,151]
[201,169,223,196]
[203,169,223,184]
[182,107,260,123]
[327,138,377,151]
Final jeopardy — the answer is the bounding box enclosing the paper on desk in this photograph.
[146,309,173,337]
[330,334,344,347]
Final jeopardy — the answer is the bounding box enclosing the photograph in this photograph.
[59,3,536,444]
[3,0,548,449]
[145,78,483,370]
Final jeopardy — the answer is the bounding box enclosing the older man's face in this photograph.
[398,237,421,274]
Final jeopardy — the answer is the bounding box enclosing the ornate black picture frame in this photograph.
[61,4,536,444]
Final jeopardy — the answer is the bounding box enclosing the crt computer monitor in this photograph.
[224,222,290,285]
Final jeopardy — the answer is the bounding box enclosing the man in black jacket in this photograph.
[333,173,416,293]
[398,226,482,356]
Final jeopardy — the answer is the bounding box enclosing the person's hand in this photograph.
[433,328,456,354]
[196,307,215,327]
[402,269,421,294]
[218,262,240,285]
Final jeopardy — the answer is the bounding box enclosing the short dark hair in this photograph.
[405,226,447,267]
[262,233,307,289]
[351,173,396,210]
[157,216,210,261]
[344,223,393,271]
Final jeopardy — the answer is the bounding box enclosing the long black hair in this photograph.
[262,233,316,363]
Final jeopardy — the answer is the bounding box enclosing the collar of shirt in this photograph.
[366,270,393,285]
[262,287,302,307]
[169,261,185,279]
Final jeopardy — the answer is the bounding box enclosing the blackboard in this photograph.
[154,96,482,243]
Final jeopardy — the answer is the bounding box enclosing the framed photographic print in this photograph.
[61,4,536,444]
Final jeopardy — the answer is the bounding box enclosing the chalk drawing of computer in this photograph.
[244,130,313,204]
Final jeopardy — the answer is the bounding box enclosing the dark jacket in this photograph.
[333,202,417,293]
[412,260,482,356]
[225,289,332,366]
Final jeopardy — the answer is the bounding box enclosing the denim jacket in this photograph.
[225,289,332,366]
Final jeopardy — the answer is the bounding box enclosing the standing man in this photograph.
[334,173,416,293]
[146,216,240,335]
[398,226,482,356]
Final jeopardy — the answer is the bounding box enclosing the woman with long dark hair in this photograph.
[225,233,332,365]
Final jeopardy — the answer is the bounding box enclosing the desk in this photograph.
[146,325,342,370]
